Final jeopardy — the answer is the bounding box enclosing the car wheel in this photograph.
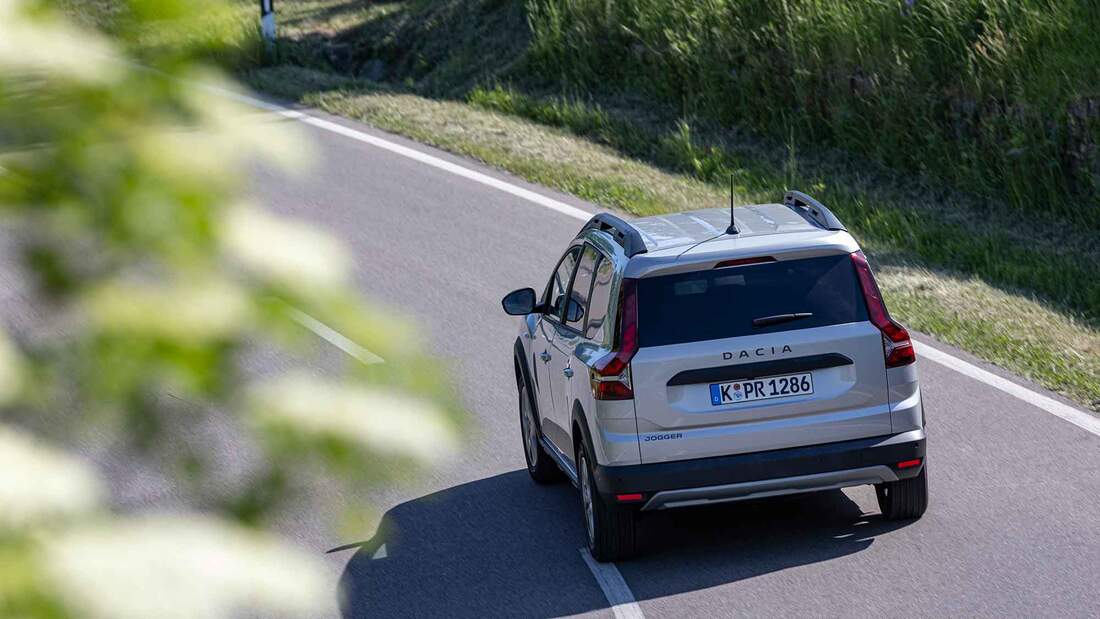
[578,443,636,562]
[876,462,929,520]
[518,377,563,484]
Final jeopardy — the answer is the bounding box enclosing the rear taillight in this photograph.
[591,278,639,400]
[851,251,916,369]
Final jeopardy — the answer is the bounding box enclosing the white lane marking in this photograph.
[915,341,1100,437]
[579,548,645,619]
[204,85,1100,437]
[199,84,593,222]
[371,543,388,560]
[288,308,385,364]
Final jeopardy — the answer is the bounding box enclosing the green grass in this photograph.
[526,0,1100,228]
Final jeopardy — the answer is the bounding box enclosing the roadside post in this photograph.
[259,0,276,43]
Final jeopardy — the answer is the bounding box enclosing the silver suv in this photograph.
[502,192,927,562]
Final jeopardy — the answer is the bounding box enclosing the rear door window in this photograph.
[585,255,615,342]
[637,254,867,346]
[565,245,600,331]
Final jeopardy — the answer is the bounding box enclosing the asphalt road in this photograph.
[236,103,1100,615]
[222,101,1098,616]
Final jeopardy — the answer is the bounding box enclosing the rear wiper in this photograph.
[752,312,813,328]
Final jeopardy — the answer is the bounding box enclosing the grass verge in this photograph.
[522,0,1100,228]
[246,65,1100,412]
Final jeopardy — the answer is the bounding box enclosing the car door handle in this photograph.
[540,351,551,363]
[563,367,574,379]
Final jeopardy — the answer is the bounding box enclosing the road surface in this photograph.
[136,95,1100,616]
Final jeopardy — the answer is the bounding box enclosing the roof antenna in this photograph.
[725,173,739,235]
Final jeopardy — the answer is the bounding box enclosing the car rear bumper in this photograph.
[592,429,925,511]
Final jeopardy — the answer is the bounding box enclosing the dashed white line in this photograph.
[915,341,1100,437]
[579,549,645,619]
[288,308,385,364]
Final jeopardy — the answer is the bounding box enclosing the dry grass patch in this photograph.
[882,267,1100,409]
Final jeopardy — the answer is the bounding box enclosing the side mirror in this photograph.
[565,297,585,323]
[501,287,537,315]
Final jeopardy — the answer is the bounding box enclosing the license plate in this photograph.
[709,372,814,405]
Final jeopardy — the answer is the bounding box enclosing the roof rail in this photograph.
[783,191,846,232]
[578,213,649,257]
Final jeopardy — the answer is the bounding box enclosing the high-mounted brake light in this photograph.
[851,251,916,368]
[714,256,775,269]
[591,278,639,400]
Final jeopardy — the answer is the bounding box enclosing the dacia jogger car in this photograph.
[502,192,927,562]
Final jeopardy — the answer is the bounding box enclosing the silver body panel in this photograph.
[887,361,924,433]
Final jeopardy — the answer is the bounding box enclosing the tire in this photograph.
[578,443,636,562]
[518,375,563,484]
[876,463,929,520]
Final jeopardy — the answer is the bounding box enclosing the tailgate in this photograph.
[632,323,891,463]
[630,252,891,464]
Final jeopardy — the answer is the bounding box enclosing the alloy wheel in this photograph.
[580,453,595,546]
[520,385,538,466]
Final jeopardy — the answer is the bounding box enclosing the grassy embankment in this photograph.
[237,1,1100,411]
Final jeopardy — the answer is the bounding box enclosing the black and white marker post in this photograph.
[259,0,276,44]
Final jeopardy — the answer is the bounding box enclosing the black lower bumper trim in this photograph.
[593,433,925,496]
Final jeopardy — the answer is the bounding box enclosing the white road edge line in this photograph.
[199,83,594,222]
[579,548,645,619]
[208,86,1099,437]
[914,341,1100,437]
[288,308,385,365]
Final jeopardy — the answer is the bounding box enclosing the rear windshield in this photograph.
[637,254,867,347]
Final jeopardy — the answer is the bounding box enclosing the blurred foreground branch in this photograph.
[0,1,461,617]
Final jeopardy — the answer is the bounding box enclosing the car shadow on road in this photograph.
[336,470,914,618]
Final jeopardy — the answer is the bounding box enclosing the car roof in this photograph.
[614,203,859,279]
[630,203,821,253]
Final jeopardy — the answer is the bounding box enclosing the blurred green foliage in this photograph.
[0,1,461,616]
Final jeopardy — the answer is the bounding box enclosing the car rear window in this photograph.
[637,254,867,347]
